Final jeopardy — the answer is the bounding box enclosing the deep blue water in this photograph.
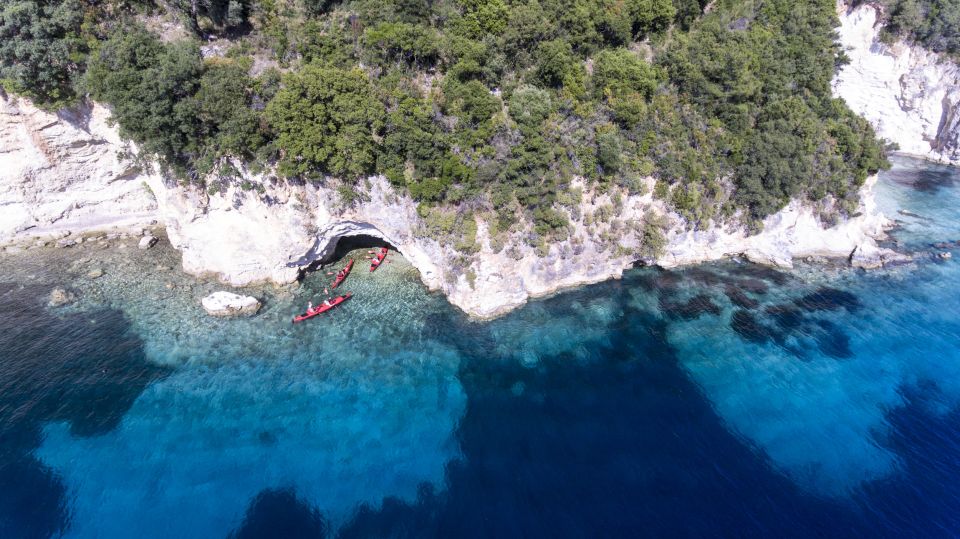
[2,156,960,537]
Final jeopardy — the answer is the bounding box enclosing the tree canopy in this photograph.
[4,0,891,244]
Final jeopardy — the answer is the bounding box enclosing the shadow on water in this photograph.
[886,166,956,194]
[222,262,960,537]
[224,271,871,538]
[0,283,169,539]
[227,488,328,539]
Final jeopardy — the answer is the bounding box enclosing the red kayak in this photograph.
[370,247,388,272]
[292,293,352,323]
[331,259,354,289]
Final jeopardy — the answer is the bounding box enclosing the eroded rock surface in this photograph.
[834,2,960,164]
[0,97,161,243]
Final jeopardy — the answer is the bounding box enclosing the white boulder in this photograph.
[138,235,158,250]
[201,291,262,317]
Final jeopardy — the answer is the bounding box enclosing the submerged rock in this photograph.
[87,268,104,279]
[138,235,158,250]
[850,242,912,269]
[48,287,76,307]
[850,243,883,269]
[201,291,261,317]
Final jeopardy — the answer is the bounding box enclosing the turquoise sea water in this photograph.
[2,155,960,537]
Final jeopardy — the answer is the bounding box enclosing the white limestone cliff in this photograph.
[834,1,960,164]
[0,96,161,243]
[0,84,902,319]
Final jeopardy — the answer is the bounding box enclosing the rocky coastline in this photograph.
[1,3,956,319]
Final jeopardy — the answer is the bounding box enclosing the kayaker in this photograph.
[308,301,313,312]
[323,298,332,307]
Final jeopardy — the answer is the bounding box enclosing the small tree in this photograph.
[266,65,383,180]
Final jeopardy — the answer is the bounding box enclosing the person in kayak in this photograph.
[308,301,313,312]
[323,298,332,308]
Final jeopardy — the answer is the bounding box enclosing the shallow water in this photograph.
[2,155,960,537]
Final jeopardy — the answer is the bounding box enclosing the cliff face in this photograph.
[0,85,893,318]
[0,97,160,242]
[834,2,960,164]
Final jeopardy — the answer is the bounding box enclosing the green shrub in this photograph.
[640,213,667,258]
[266,65,383,180]
[0,0,86,108]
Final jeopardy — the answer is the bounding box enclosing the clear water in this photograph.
[2,155,960,537]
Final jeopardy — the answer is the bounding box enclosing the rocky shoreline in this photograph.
[0,98,901,319]
[1,2,957,319]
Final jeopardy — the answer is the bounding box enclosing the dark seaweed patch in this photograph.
[228,488,328,539]
[724,284,760,309]
[683,267,725,286]
[757,303,854,359]
[0,282,169,537]
[660,294,722,320]
[639,269,684,292]
[0,454,69,539]
[257,430,278,445]
[765,305,805,331]
[794,287,861,313]
[730,310,771,343]
[811,319,853,359]
[734,278,769,295]
[888,167,956,194]
[731,264,791,285]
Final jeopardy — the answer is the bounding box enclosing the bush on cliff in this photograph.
[6,0,891,240]
[868,0,960,58]
[86,28,270,176]
[0,0,87,108]
[265,64,383,180]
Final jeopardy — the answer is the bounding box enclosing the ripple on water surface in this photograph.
[1,244,466,537]
[2,156,960,536]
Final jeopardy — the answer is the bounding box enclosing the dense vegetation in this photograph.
[1,0,889,249]
[863,0,960,58]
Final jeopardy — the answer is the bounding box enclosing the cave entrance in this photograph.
[299,234,401,280]
[325,234,396,264]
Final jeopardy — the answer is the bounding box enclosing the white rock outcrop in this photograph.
[661,175,891,271]
[834,2,960,164]
[0,95,161,244]
[201,291,262,317]
[145,168,894,318]
[849,241,913,269]
[0,75,914,319]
